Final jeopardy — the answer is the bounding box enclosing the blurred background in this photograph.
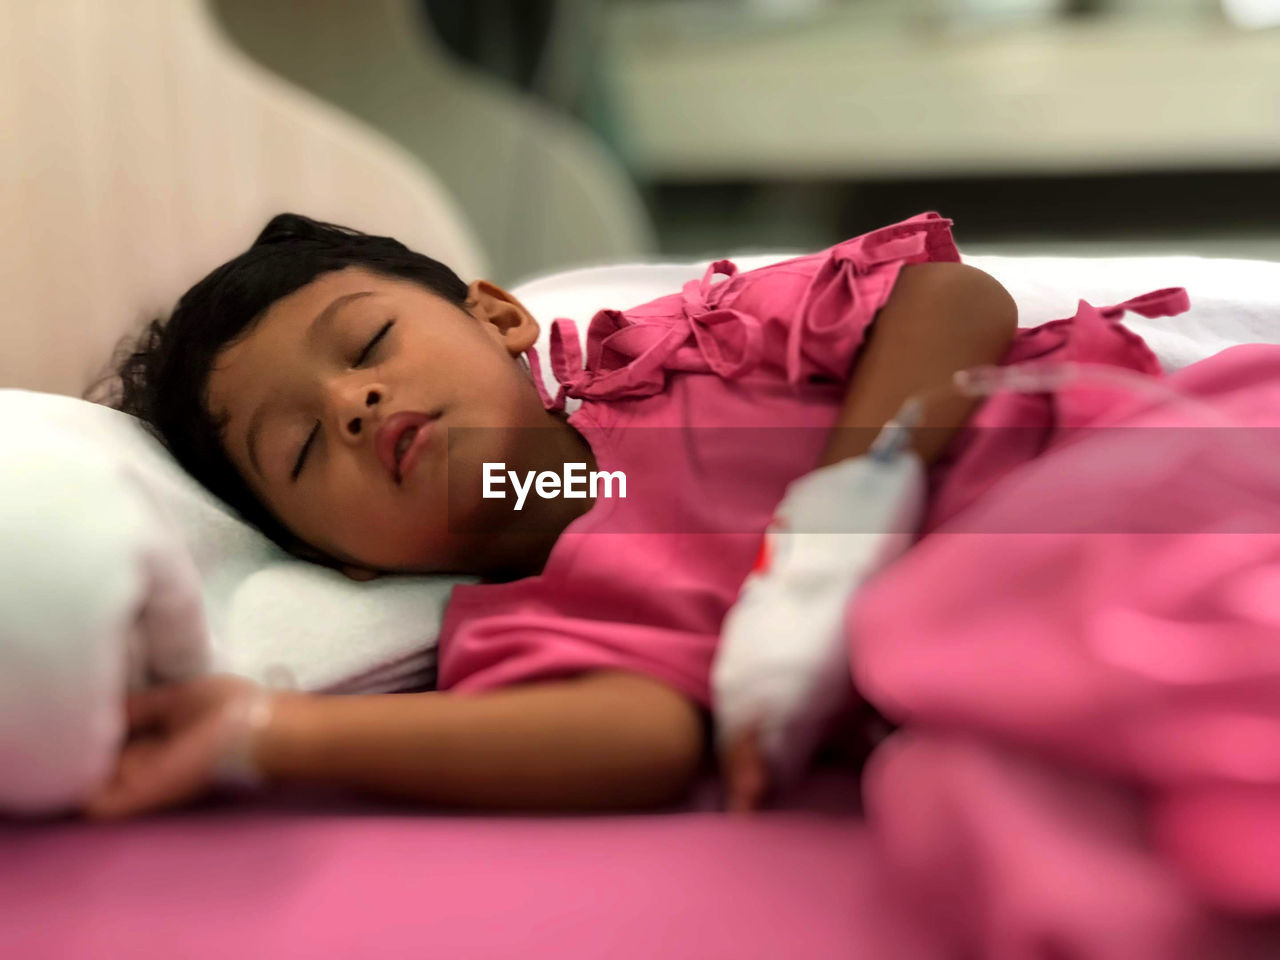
[205,0,1280,287]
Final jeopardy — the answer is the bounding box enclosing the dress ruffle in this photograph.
[528,211,961,412]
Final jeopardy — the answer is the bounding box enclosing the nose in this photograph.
[329,377,384,441]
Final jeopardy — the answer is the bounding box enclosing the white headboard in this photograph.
[0,0,490,397]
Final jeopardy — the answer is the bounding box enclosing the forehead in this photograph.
[205,267,387,413]
[214,266,407,368]
[254,265,404,335]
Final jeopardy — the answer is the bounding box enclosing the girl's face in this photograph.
[205,266,546,576]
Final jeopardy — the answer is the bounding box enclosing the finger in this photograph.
[84,765,181,820]
[81,770,124,819]
[718,732,746,802]
[82,742,151,819]
[724,730,768,814]
[123,682,190,732]
[731,749,766,814]
[82,734,204,820]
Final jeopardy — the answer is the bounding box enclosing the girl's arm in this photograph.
[714,262,1017,809]
[818,261,1019,468]
[256,671,706,810]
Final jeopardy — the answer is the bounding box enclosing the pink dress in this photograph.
[437,211,1200,712]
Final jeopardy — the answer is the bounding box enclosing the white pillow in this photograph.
[0,390,457,697]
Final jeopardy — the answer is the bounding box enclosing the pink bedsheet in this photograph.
[1,771,940,960]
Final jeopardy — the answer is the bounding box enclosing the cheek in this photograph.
[448,352,541,421]
[311,469,452,563]
[427,328,521,393]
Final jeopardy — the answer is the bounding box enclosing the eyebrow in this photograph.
[245,291,376,480]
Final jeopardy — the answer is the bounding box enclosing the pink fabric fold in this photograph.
[850,328,1280,953]
[527,211,962,413]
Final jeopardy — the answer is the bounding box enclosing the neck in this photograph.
[476,408,598,582]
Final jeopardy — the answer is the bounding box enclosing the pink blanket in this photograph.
[848,289,1280,958]
[1,773,938,960]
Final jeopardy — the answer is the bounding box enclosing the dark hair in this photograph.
[86,213,470,563]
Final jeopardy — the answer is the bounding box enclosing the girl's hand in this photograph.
[82,674,266,820]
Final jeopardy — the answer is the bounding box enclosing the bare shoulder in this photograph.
[892,261,1018,335]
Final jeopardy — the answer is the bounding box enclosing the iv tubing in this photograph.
[870,359,1280,501]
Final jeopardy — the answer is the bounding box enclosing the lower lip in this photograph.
[395,417,439,484]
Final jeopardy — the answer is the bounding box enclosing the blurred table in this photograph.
[600,8,1280,180]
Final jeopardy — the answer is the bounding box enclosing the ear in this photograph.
[466,279,539,356]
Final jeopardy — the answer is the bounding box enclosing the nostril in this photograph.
[366,390,379,405]
[348,417,361,434]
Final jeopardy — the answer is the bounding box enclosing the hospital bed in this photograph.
[2,2,1278,957]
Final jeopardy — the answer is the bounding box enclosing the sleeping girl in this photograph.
[83,210,1042,819]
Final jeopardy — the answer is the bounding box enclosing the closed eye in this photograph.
[354,320,394,367]
[291,320,395,481]
[291,423,319,481]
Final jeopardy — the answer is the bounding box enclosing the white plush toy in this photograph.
[0,390,463,817]
[0,421,212,814]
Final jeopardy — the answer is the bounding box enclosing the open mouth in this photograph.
[393,426,419,476]
[377,410,442,485]
[391,412,442,484]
